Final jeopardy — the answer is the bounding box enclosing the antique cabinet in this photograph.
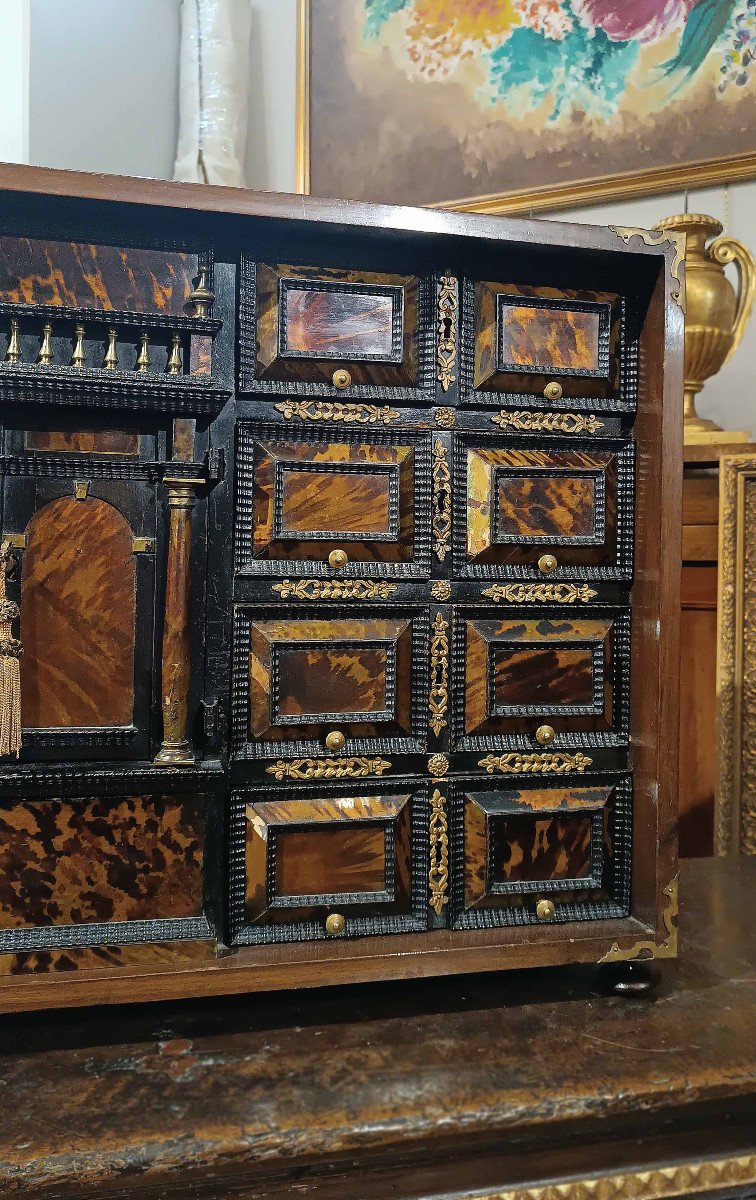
[0,167,683,1012]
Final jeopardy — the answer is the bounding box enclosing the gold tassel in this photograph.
[0,542,22,757]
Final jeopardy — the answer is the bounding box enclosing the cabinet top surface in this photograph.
[0,857,752,1196]
[0,161,676,260]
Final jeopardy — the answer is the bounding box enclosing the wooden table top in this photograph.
[1,857,754,1200]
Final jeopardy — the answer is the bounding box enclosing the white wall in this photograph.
[20,0,756,436]
[0,0,30,164]
[29,0,180,180]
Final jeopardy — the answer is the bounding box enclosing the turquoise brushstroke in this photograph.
[487,19,639,119]
[364,0,410,39]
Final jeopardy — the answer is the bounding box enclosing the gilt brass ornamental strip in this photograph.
[432,438,452,562]
[266,756,392,781]
[428,788,449,916]
[274,400,400,424]
[428,611,449,737]
[490,409,605,434]
[437,273,457,392]
[479,751,593,775]
[272,579,398,601]
[599,877,678,963]
[462,1152,756,1200]
[482,583,597,604]
[609,225,686,312]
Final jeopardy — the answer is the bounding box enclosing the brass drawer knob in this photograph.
[536,899,556,922]
[538,553,557,574]
[536,724,555,746]
[325,729,346,752]
[325,912,346,936]
[328,549,348,569]
[543,380,563,400]
[332,368,352,389]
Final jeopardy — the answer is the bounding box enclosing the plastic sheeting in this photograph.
[173,0,252,187]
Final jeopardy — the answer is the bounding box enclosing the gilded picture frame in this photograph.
[716,453,756,856]
[296,0,756,214]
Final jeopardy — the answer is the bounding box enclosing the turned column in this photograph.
[154,474,199,766]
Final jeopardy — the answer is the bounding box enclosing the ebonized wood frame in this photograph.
[0,165,682,1012]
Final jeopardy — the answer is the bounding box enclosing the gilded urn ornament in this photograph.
[654,214,755,443]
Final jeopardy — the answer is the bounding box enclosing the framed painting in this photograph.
[296,0,756,213]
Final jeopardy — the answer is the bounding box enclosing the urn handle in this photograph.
[709,235,756,366]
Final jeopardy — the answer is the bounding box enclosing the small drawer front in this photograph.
[233,606,428,758]
[0,793,211,952]
[457,435,633,579]
[230,784,428,943]
[236,424,431,577]
[452,778,631,928]
[467,281,622,400]
[455,607,629,751]
[243,261,427,392]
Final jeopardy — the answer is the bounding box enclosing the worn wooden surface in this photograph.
[0,856,752,1200]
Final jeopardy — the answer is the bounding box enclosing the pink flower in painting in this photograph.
[572,0,696,42]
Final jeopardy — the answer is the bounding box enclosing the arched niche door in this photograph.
[5,479,156,761]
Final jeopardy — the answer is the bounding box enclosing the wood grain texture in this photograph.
[255,263,418,387]
[0,236,197,314]
[464,615,613,737]
[500,304,600,371]
[466,445,617,567]
[496,473,596,540]
[473,281,619,397]
[678,608,716,856]
[249,616,412,741]
[275,645,389,719]
[21,496,136,729]
[490,813,593,882]
[250,437,414,565]
[23,430,139,455]
[244,793,411,927]
[283,286,395,357]
[0,793,205,929]
[493,646,594,708]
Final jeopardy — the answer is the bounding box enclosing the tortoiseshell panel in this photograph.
[500,304,600,372]
[274,645,390,720]
[0,794,205,930]
[21,496,136,729]
[471,280,620,398]
[496,474,596,540]
[24,430,140,456]
[493,646,595,708]
[0,940,214,977]
[458,784,621,921]
[465,444,618,569]
[276,824,387,896]
[254,263,419,387]
[248,616,411,742]
[489,814,593,883]
[283,287,395,358]
[0,237,198,315]
[243,793,412,931]
[462,614,615,740]
[247,436,416,566]
[279,465,393,536]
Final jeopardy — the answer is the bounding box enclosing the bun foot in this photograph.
[596,960,661,997]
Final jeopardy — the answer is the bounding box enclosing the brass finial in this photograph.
[136,332,151,373]
[187,267,214,318]
[167,334,182,376]
[104,328,119,370]
[5,318,21,364]
[71,324,86,368]
[38,323,53,366]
